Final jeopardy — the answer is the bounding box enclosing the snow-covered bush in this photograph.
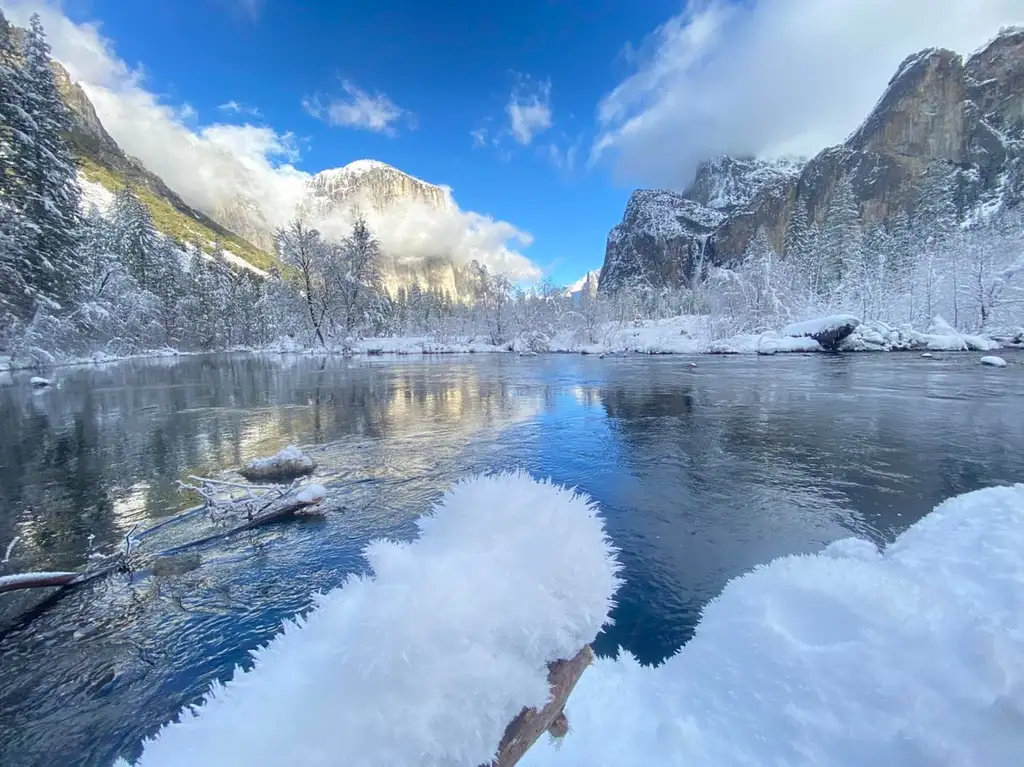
[119,472,622,767]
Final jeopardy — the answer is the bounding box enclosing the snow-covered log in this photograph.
[0,570,79,595]
[117,472,622,767]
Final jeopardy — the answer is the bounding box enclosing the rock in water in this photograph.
[981,356,1008,367]
[30,376,51,388]
[239,446,316,481]
[782,315,861,351]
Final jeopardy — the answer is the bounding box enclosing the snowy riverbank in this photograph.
[116,473,1024,766]
[4,314,1021,373]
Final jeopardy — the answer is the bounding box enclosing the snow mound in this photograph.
[981,355,1008,367]
[294,483,327,505]
[525,483,1024,767]
[119,472,622,767]
[239,446,316,481]
[840,318,1003,353]
[782,314,860,338]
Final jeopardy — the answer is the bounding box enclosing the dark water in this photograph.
[1,351,1023,766]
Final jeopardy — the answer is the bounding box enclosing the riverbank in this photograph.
[3,315,1022,374]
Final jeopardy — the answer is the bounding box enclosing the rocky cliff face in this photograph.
[298,160,477,299]
[300,160,452,220]
[600,27,1024,293]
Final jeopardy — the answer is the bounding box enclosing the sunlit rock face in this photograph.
[600,28,1024,293]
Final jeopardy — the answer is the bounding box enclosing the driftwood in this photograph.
[481,644,594,767]
[157,497,323,558]
[0,488,325,598]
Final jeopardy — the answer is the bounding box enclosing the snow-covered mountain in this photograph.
[600,27,1024,293]
[565,270,600,301]
[300,160,452,221]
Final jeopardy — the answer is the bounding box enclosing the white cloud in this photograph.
[506,77,552,145]
[219,100,261,117]
[313,195,541,282]
[595,0,1024,188]
[544,140,579,173]
[302,80,409,135]
[0,0,538,279]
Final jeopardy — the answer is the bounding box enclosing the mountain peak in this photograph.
[313,159,392,182]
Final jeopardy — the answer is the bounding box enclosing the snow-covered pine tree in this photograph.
[183,247,220,349]
[0,11,35,323]
[782,200,823,295]
[914,164,957,243]
[17,14,82,312]
[333,216,386,336]
[110,185,161,291]
[819,175,862,298]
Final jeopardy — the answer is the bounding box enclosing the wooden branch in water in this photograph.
[157,497,322,557]
[481,644,594,767]
[0,494,325,597]
[0,571,79,595]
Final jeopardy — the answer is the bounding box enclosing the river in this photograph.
[1,351,1022,766]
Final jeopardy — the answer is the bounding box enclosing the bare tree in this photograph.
[275,219,331,346]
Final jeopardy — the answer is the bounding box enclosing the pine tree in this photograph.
[820,176,863,297]
[111,186,161,291]
[914,164,958,244]
[333,216,385,335]
[17,14,82,311]
[0,12,35,321]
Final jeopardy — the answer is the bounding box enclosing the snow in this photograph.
[523,482,1024,767]
[241,446,316,480]
[294,484,327,505]
[981,355,1008,367]
[782,314,860,338]
[29,376,51,387]
[218,248,269,278]
[840,318,1003,353]
[77,173,115,215]
[118,472,622,767]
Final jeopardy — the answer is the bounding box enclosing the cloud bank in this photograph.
[595,0,1024,189]
[0,0,538,279]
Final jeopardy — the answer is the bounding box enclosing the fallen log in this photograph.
[0,485,327,598]
[0,561,120,595]
[157,492,325,557]
[482,644,594,767]
[0,571,78,595]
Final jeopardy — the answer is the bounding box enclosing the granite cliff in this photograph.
[600,27,1024,293]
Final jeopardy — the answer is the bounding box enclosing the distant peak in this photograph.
[341,159,390,174]
[314,159,392,181]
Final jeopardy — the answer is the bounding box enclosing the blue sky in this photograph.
[53,0,678,284]
[8,0,1021,285]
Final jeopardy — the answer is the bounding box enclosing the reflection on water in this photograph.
[0,351,1022,766]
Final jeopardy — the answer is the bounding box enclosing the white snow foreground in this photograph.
[524,483,1024,767]
[118,472,622,767]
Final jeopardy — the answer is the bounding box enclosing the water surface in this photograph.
[1,351,1022,766]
